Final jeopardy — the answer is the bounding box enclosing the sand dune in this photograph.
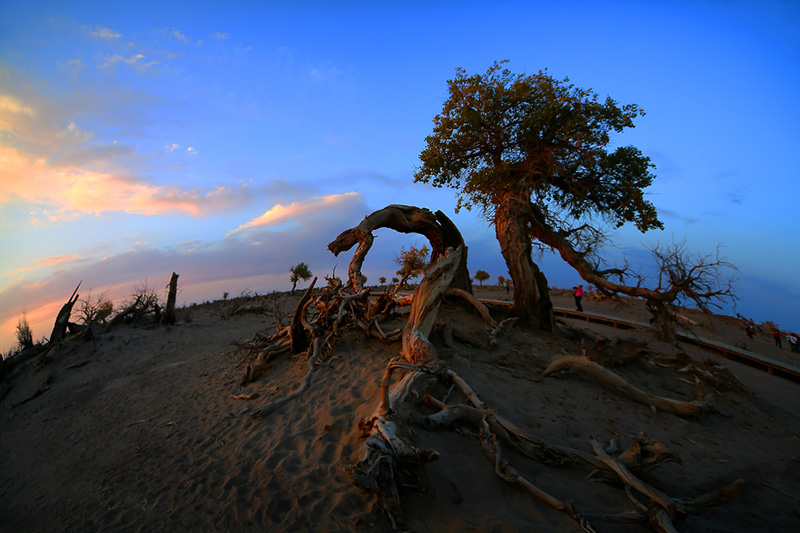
[1,288,799,532]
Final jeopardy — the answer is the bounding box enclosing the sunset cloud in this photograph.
[227,192,361,236]
[0,145,252,220]
[8,254,88,275]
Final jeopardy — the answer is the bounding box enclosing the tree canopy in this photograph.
[394,244,430,287]
[415,60,662,232]
[474,270,490,286]
[290,262,313,292]
[414,61,663,329]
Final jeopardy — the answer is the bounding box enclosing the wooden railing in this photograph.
[479,299,800,384]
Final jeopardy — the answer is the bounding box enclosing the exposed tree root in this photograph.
[543,354,706,417]
[479,422,597,532]
[588,438,743,530]
[233,204,745,530]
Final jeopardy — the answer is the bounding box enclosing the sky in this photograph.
[1,0,799,351]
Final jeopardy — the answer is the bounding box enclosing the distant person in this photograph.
[790,333,799,353]
[745,324,755,339]
[573,283,584,312]
[773,330,782,349]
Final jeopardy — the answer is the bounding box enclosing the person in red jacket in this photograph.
[773,329,782,349]
[573,283,584,312]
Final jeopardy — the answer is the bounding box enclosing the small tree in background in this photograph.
[497,275,506,286]
[394,244,430,288]
[16,312,34,350]
[290,262,313,293]
[391,277,400,286]
[474,270,490,287]
[379,276,387,286]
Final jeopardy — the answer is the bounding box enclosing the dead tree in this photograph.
[239,204,743,529]
[527,205,737,341]
[327,204,472,293]
[49,282,81,344]
[162,272,179,326]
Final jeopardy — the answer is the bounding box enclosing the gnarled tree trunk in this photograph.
[495,191,553,331]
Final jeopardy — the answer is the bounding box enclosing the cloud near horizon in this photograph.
[0,190,372,350]
[227,192,361,236]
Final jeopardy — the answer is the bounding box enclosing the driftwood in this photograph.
[543,354,706,417]
[350,246,464,523]
[481,422,596,532]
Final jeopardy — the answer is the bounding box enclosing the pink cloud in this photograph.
[228,192,361,235]
[0,145,251,220]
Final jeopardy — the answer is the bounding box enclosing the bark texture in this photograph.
[495,192,553,330]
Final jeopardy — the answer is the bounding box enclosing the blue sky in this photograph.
[1,0,798,349]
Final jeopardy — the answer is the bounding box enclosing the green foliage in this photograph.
[15,312,33,350]
[414,60,662,232]
[290,262,313,291]
[379,276,387,285]
[474,270,490,286]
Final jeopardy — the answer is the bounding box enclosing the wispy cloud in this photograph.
[0,145,252,220]
[8,254,89,275]
[210,32,229,41]
[227,192,361,236]
[172,29,190,43]
[99,53,159,71]
[0,95,35,117]
[89,26,121,39]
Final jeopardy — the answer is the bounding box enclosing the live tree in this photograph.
[415,61,662,330]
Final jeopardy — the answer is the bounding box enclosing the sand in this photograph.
[1,288,799,532]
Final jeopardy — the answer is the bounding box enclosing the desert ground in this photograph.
[1,286,798,532]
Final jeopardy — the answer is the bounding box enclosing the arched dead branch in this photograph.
[327,205,471,293]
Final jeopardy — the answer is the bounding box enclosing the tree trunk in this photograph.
[494,192,553,331]
[162,272,179,326]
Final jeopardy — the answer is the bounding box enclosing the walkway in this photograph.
[479,299,800,384]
